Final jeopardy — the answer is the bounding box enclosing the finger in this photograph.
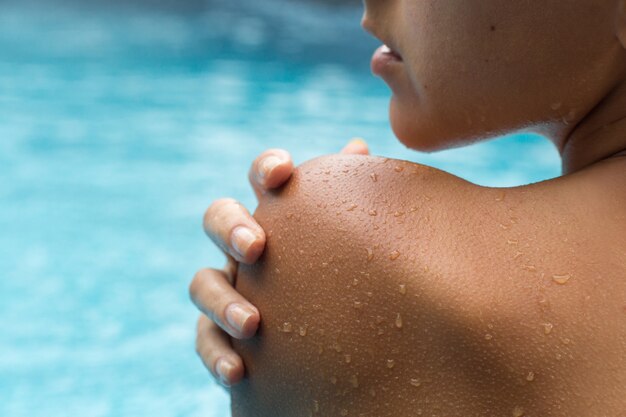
[223,255,238,285]
[248,149,294,199]
[203,198,265,264]
[196,314,245,387]
[340,138,370,155]
[189,268,260,339]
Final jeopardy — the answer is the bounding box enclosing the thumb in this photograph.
[340,138,370,155]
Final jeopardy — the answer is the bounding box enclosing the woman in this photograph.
[191,0,626,415]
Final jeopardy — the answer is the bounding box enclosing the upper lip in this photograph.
[361,17,403,59]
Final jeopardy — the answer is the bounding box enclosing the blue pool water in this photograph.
[0,1,561,416]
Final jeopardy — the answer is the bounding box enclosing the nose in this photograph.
[360,0,383,39]
[360,9,374,36]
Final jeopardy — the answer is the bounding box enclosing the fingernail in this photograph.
[349,137,367,145]
[215,357,234,386]
[231,226,257,258]
[258,155,283,180]
[225,303,255,334]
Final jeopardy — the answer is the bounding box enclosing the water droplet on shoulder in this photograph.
[552,274,571,285]
[542,322,554,335]
[279,322,293,333]
[512,406,525,417]
[410,378,421,387]
[395,313,403,329]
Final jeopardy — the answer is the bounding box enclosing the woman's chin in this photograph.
[389,98,481,153]
[389,99,449,153]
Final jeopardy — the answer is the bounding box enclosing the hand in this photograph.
[190,139,370,387]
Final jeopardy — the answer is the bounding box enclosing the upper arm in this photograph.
[230,154,525,416]
[230,154,624,416]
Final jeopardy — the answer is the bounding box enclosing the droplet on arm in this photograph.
[279,322,293,333]
[542,323,554,335]
[552,274,571,285]
[395,313,403,329]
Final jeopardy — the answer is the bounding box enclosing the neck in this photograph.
[558,78,626,174]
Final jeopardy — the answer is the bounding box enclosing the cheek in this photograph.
[393,1,619,149]
[387,22,493,150]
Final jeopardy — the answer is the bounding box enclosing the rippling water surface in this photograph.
[0,1,560,416]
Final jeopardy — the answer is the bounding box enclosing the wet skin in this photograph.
[190,0,626,394]
[186,0,626,413]
[232,154,626,417]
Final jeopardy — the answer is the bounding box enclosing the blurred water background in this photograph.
[0,0,561,416]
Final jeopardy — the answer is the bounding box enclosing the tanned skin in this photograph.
[231,154,626,417]
[189,0,626,414]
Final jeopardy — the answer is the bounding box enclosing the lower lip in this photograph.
[371,45,403,76]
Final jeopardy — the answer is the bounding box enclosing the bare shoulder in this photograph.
[232,154,626,417]
[248,153,502,316]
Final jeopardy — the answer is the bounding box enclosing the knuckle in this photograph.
[204,198,235,225]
